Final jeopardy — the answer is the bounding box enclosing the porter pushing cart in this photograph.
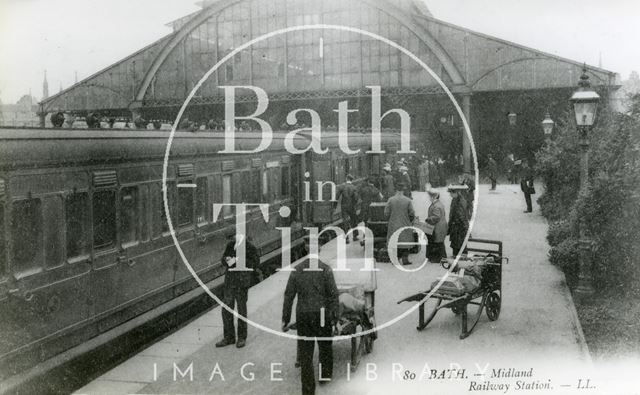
[286,258,377,373]
[331,258,377,372]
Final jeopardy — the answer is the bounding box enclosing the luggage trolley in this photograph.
[331,258,377,372]
[398,239,508,339]
[287,258,377,373]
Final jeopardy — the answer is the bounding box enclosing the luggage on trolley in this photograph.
[331,258,377,372]
[398,239,508,339]
[288,258,377,372]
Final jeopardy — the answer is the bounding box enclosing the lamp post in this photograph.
[507,111,517,155]
[541,111,554,137]
[570,67,600,298]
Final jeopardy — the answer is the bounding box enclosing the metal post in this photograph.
[462,93,472,173]
[575,127,595,298]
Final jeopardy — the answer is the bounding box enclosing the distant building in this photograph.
[611,71,640,113]
[0,94,40,127]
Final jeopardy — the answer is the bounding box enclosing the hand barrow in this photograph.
[332,258,378,372]
[286,258,378,373]
[398,239,508,339]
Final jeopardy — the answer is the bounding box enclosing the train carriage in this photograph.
[0,126,418,390]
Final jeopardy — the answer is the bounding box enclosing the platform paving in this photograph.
[76,184,603,395]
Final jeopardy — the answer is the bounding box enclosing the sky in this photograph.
[0,0,639,104]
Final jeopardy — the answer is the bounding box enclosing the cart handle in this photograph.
[283,322,297,332]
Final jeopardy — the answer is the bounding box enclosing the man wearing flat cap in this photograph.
[358,175,383,226]
[381,164,395,200]
[336,174,360,243]
[447,185,469,257]
[425,188,448,263]
[385,183,415,265]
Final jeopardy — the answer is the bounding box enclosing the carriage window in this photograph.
[241,172,259,203]
[225,64,233,81]
[66,192,89,259]
[121,187,138,245]
[251,170,261,202]
[222,175,231,217]
[139,185,149,241]
[281,167,290,198]
[151,184,164,237]
[240,172,251,203]
[93,190,116,250]
[44,197,64,268]
[0,203,6,276]
[195,178,208,224]
[152,182,174,237]
[177,182,193,226]
[272,168,281,201]
[262,171,269,202]
[11,198,43,274]
[344,159,350,179]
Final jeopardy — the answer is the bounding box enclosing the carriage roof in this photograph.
[0,127,414,169]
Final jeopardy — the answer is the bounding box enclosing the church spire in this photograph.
[43,70,49,100]
[598,52,603,69]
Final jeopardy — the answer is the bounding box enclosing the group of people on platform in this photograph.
[483,153,537,213]
[212,155,542,395]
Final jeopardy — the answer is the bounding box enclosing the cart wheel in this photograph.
[486,291,501,321]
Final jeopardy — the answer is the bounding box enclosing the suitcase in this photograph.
[369,202,387,221]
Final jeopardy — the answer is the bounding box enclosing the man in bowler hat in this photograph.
[215,232,259,349]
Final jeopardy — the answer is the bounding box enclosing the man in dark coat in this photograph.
[358,175,383,224]
[487,154,498,191]
[460,172,476,220]
[282,257,339,395]
[336,174,360,243]
[447,185,469,257]
[399,165,412,198]
[520,162,535,213]
[425,188,448,263]
[385,184,415,265]
[215,233,259,349]
[381,165,395,199]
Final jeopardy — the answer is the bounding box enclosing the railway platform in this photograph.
[76,185,620,395]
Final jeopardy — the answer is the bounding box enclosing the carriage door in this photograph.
[90,170,121,318]
[172,164,197,290]
[190,175,215,280]
[311,153,334,225]
[290,154,303,223]
[117,183,164,307]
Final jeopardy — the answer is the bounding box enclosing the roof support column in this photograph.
[462,93,472,173]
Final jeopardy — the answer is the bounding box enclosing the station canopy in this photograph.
[40,0,619,118]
